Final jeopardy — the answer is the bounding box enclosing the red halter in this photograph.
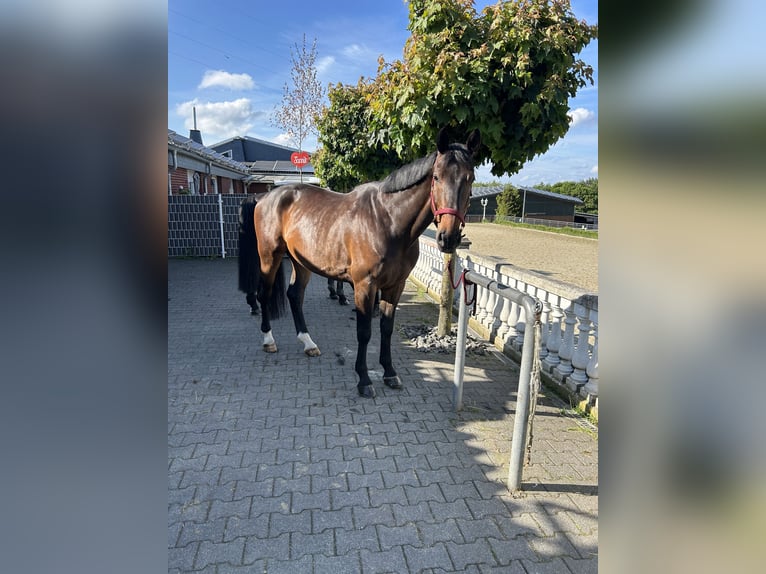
[430,177,465,227]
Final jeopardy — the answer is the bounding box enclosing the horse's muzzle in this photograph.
[436,229,461,253]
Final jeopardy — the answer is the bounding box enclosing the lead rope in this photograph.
[447,257,477,315]
[524,303,543,467]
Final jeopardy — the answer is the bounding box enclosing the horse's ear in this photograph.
[436,127,450,154]
[466,129,481,156]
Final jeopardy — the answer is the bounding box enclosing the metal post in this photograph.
[218,193,226,259]
[450,267,540,492]
[507,297,537,492]
[453,276,470,411]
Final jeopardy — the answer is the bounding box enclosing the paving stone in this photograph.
[194,537,246,570]
[314,551,363,574]
[360,546,408,574]
[417,517,464,546]
[243,532,290,563]
[377,522,421,550]
[336,524,381,555]
[403,543,453,572]
[445,539,497,570]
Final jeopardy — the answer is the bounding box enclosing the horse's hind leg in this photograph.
[328,278,338,299]
[379,282,406,390]
[337,280,348,306]
[353,280,378,398]
[287,263,321,357]
[246,292,259,315]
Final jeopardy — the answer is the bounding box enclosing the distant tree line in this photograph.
[535,178,598,214]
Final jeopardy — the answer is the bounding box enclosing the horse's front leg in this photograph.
[379,283,406,390]
[353,282,377,398]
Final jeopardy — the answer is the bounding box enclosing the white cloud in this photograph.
[198,70,255,91]
[591,165,599,174]
[176,98,262,141]
[341,44,373,60]
[568,107,596,128]
[316,56,336,75]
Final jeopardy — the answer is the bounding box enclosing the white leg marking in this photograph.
[297,332,319,352]
[263,330,275,346]
[298,332,321,356]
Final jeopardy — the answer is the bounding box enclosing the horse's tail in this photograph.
[238,195,287,319]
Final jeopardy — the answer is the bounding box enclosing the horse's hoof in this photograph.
[305,347,321,357]
[329,293,338,300]
[338,298,348,306]
[263,344,278,353]
[358,385,376,398]
[383,376,403,390]
[250,309,259,315]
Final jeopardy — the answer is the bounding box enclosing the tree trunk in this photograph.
[437,253,454,337]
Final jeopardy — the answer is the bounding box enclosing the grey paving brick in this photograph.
[369,485,409,508]
[169,500,210,525]
[243,532,290,563]
[429,498,472,521]
[314,551,363,574]
[391,501,434,525]
[360,546,408,574]
[290,529,335,559]
[417,517,464,546]
[248,493,291,518]
[454,516,504,544]
[265,554,313,573]
[194,536,246,570]
[563,555,599,574]
[382,468,420,488]
[208,498,251,522]
[269,509,312,537]
[347,470,384,491]
[441,480,482,503]
[353,503,394,529]
[487,536,538,565]
[273,474,311,497]
[377,522,421,550]
[404,483,447,506]
[331,488,371,511]
[177,518,227,547]
[336,524,381,555]
[445,539,497,570]
[168,543,199,572]
[292,490,332,513]
[403,542,453,572]
[313,507,353,533]
[224,515,269,542]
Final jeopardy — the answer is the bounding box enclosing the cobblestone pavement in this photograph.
[169,258,598,573]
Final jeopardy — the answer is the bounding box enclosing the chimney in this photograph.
[189,106,203,145]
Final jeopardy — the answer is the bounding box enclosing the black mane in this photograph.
[380,152,437,194]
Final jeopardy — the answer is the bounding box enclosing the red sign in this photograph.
[290,151,311,168]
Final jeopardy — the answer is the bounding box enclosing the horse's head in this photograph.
[431,127,481,253]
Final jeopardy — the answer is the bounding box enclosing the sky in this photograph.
[168,0,598,185]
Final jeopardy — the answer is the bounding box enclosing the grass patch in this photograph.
[491,220,598,239]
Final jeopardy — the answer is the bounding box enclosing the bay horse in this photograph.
[239,128,480,398]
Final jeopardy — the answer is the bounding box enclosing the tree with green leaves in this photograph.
[495,184,523,217]
[314,80,400,192]
[368,0,597,174]
[535,177,598,213]
[272,34,325,154]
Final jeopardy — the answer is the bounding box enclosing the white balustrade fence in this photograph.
[410,236,599,415]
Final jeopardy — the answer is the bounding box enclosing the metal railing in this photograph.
[451,263,543,493]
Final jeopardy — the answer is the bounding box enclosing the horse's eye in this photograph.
[433,175,439,182]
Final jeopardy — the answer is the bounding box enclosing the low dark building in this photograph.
[469,185,584,223]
